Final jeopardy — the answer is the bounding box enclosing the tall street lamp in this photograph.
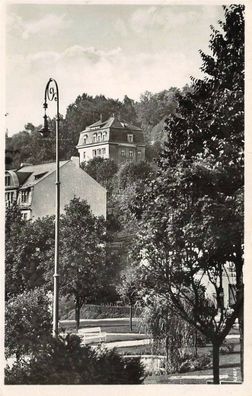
[40,78,60,338]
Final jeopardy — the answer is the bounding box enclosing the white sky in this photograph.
[5,3,224,136]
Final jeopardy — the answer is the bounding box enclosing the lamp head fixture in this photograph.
[39,100,51,137]
[39,113,51,137]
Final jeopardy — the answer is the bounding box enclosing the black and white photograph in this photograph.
[2,0,250,391]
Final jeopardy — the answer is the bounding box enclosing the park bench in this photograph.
[78,327,106,344]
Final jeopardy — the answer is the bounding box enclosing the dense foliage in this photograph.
[5,205,54,300]
[5,199,120,329]
[59,197,118,330]
[5,288,52,360]
[80,157,118,194]
[139,296,198,373]
[5,334,145,384]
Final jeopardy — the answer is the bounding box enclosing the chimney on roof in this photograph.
[71,156,80,167]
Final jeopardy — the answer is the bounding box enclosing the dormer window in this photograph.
[93,133,97,143]
[98,133,102,142]
[127,134,133,143]
[103,132,107,141]
[83,134,88,144]
[34,172,46,180]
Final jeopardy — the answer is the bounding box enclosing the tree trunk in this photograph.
[129,304,133,331]
[212,341,220,384]
[238,302,244,381]
[75,303,81,332]
[194,330,198,357]
[165,335,170,373]
[235,244,244,382]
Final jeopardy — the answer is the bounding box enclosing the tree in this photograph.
[140,295,198,373]
[5,205,55,300]
[117,161,155,190]
[134,167,242,383]
[81,157,118,194]
[5,288,52,360]
[59,197,113,331]
[122,95,139,125]
[135,88,180,142]
[131,4,244,384]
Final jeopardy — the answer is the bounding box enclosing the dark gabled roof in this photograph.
[83,116,142,133]
[16,161,69,188]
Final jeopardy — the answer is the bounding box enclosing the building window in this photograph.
[93,134,97,143]
[98,149,102,156]
[83,152,86,160]
[21,190,29,203]
[22,212,28,220]
[83,135,87,144]
[129,150,134,158]
[102,148,106,154]
[5,191,15,206]
[137,151,142,158]
[98,134,102,142]
[103,133,107,141]
[5,175,11,186]
[127,134,133,143]
[92,149,96,157]
[121,150,125,157]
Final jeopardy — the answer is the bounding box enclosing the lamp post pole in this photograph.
[41,78,60,338]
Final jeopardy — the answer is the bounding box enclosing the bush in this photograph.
[5,288,52,360]
[179,353,211,373]
[5,334,145,384]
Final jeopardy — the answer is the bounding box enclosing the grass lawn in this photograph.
[144,350,241,384]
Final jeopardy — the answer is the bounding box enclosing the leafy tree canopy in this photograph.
[5,205,55,300]
[81,157,118,194]
[59,197,118,329]
[5,288,52,360]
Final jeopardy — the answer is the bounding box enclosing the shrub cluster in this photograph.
[5,334,145,385]
[178,353,211,373]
